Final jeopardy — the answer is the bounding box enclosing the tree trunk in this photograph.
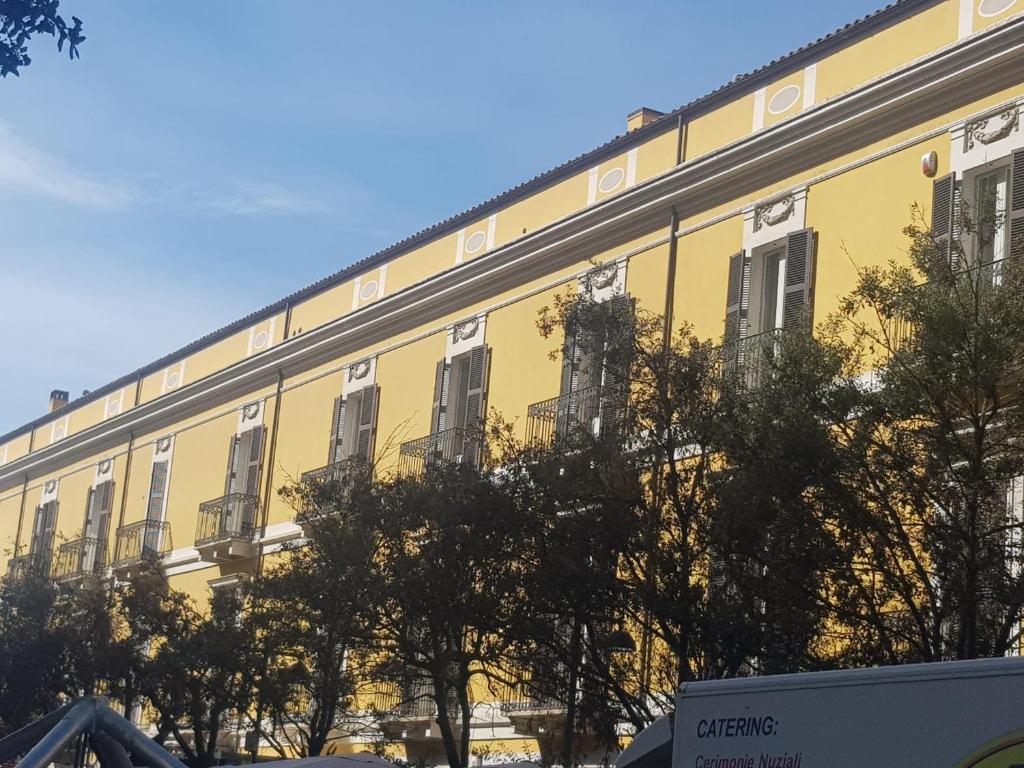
[561,621,582,768]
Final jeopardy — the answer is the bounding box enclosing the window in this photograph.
[747,246,787,337]
[934,148,1024,277]
[83,480,113,571]
[557,294,634,439]
[223,427,263,534]
[431,346,489,435]
[29,500,58,570]
[724,229,815,345]
[144,461,169,553]
[328,385,378,463]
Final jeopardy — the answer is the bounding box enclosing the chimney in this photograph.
[626,107,665,132]
[49,389,69,413]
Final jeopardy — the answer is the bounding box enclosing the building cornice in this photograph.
[3,14,1024,492]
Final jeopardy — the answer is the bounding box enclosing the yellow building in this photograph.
[3,0,1024,761]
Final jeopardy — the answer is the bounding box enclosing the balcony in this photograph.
[377,679,461,743]
[195,493,259,562]
[7,551,52,581]
[720,328,782,391]
[295,458,369,532]
[53,537,107,588]
[525,384,623,449]
[112,520,171,578]
[397,427,482,478]
[499,674,567,736]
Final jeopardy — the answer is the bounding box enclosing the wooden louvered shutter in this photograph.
[782,229,815,330]
[556,319,584,437]
[723,251,749,347]
[147,462,168,521]
[243,426,264,497]
[461,347,489,466]
[38,501,57,563]
[30,505,46,555]
[329,396,346,464]
[355,384,378,460]
[431,359,451,434]
[86,481,113,540]
[462,346,488,430]
[225,434,242,495]
[1009,149,1024,263]
[932,173,957,263]
[598,295,634,436]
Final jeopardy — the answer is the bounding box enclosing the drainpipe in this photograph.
[13,474,29,557]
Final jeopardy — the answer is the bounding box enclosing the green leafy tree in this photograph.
[247,464,379,757]
[1,0,84,77]
[835,202,1024,661]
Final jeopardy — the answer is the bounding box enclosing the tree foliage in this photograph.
[0,0,84,77]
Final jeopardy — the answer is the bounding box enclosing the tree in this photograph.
[247,464,378,757]
[353,462,536,768]
[116,566,257,767]
[834,202,1024,661]
[1,0,84,77]
[0,573,64,733]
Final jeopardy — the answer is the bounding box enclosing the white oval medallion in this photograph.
[106,400,120,417]
[767,85,801,115]
[253,330,270,350]
[979,0,1015,16]
[598,167,625,194]
[166,371,180,389]
[360,280,379,301]
[465,230,488,254]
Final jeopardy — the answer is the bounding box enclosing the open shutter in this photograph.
[723,251,750,347]
[1009,149,1024,264]
[30,505,46,555]
[243,426,264,497]
[782,229,815,330]
[146,462,169,522]
[328,396,347,464]
[460,347,488,466]
[224,434,242,495]
[431,359,451,434]
[462,346,488,430]
[355,384,378,460]
[598,295,634,437]
[932,172,958,264]
[556,320,584,437]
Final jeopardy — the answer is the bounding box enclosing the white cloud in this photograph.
[0,121,135,210]
[196,181,329,216]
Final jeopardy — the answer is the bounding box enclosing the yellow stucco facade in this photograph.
[3,0,1024,760]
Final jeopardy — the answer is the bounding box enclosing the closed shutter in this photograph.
[355,384,378,460]
[723,251,750,347]
[782,229,815,330]
[1010,149,1024,263]
[31,501,58,568]
[146,462,169,522]
[932,173,957,263]
[328,396,346,464]
[431,359,451,434]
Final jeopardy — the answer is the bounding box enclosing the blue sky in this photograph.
[0,0,886,434]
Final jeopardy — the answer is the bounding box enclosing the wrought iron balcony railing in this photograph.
[377,678,459,721]
[196,493,259,546]
[53,537,107,583]
[525,384,624,448]
[112,520,171,569]
[498,667,568,714]
[397,426,482,478]
[720,328,782,391]
[7,551,52,581]
[296,458,369,526]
